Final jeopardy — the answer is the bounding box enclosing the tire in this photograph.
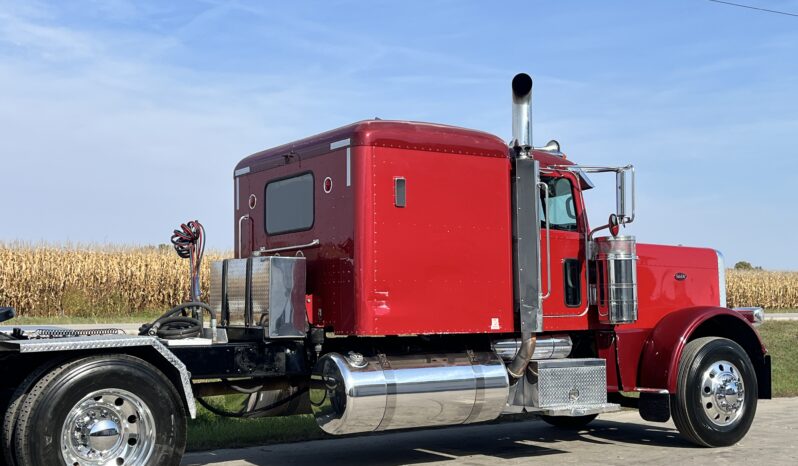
[670,337,758,447]
[12,354,187,466]
[2,359,67,466]
[539,414,598,429]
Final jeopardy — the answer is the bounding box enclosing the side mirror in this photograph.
[615,166,635,224]
[608,214,620,237]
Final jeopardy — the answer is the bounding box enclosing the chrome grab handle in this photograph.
[260,239,320,254]
[237,215,251,258]
[537,181,551,300]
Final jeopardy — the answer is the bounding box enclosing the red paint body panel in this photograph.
[355,145,514,334]
[607,244,725,391]
[636,307,765,392]
[232,119,767,391]
[596,331,620,391]
[235,120,513,335]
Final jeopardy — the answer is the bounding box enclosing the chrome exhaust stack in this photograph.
[511,73,533,154]
[508,73,541,380]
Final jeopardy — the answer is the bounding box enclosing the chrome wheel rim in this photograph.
[700,360,745,427]
[61,389,156,466]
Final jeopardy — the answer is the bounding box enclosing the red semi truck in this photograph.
[0,74,769,465]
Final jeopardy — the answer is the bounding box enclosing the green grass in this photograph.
[187,395,322,451]
[9,312,162,325]
[757,321,798,397]
[763,308,798,313]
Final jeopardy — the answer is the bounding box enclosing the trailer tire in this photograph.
[539,414,597,429]
[12,354,187,466]
[671,337,757,447]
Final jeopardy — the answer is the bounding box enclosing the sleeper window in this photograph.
[265,173,314,235]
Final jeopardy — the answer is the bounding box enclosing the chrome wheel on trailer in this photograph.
[671,337,757,447]
[61,389,157,466]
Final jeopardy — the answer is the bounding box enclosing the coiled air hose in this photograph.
[139,301,217,341]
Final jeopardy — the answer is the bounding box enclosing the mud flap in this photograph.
[639,392,670,423]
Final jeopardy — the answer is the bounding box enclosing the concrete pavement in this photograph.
[182,397,798,466]
[764,313,798,321]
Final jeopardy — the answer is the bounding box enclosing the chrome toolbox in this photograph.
[209,256,308,338]
[508,358,619,416]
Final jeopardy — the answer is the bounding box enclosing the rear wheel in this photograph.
[12,354,187,466]
[671,337,757,447]
[539,414,597,429]
[2,358,67,466]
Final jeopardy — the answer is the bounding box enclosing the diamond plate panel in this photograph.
[250,256,271,327]
[530,358,607,409]
[225,259,249,326]
[209,261,224,319]
[9,335,197,418]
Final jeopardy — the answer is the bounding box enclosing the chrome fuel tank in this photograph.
[310,351,509,435]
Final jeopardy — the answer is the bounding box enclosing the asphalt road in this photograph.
[182,397,798,466]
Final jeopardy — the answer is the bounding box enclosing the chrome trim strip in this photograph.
[10,335,196,418]
[534,403,621,417]
[330,138,351,150]
[346,147,351,187]
[715,250,727,307]
[634,387,670,394]
[234,167,250,177]
[260,239,320,254]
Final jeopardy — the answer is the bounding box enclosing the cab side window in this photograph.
[540,177,578,231]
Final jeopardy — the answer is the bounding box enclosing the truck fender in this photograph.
[5,335,197,418]
[638,306,770,398]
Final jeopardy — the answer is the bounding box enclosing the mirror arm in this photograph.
[589,223,610,241]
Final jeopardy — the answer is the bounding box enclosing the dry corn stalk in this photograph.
[0,242,226,318]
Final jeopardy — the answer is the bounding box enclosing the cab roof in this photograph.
[234,119,578,176]
[235,120,511,175]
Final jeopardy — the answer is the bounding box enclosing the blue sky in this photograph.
[0,0,796,270]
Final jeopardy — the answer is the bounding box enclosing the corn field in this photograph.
[726,269,798,310]
[0,243,796,317]
[0,243,226,318]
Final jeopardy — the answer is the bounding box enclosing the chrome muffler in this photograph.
[310,351,509,435]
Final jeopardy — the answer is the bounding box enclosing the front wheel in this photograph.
[12,354,187,466]
[671,337,758,447]
[539,414,597,429]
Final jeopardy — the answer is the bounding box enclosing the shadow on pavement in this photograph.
[183,417,695,466]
